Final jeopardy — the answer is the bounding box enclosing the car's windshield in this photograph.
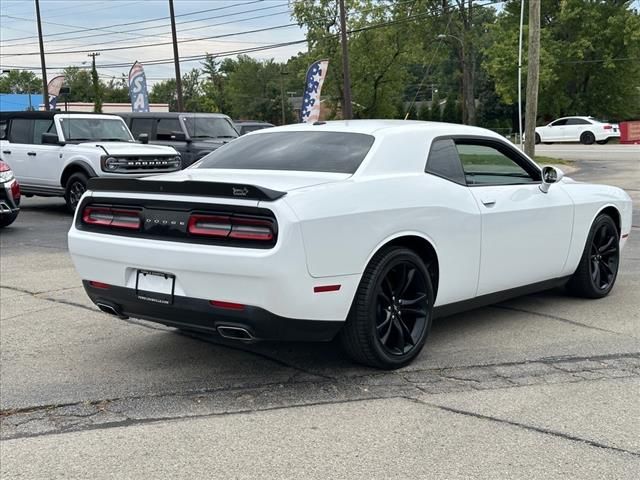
[197,131,375,174]
[182,116,238,139]
[58,117,134,142]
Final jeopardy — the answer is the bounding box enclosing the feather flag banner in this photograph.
[128,61,150,112]
[300,60,329,123]
[47,75,65,110]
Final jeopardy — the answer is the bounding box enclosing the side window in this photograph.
[456,142,539,186]
[550,119,567,127]
[33,119,55,144]
[0,121,7,140]
[566,118,589,125]
[130,118,153,137]
[156,118,182,140]
[425,138,466,185]
[8,119,32,144]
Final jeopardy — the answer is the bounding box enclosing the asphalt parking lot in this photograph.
[1,143,639,478]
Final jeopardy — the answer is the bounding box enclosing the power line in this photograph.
[0,0,268,45]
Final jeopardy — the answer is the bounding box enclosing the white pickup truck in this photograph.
[0,112,181,211]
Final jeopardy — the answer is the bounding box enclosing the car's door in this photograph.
[564,118,590,142]
[454,139,574,296]
[29,118,64,187]
[545,118,568,141]
[2,118,34,185]
[152,117,186,151]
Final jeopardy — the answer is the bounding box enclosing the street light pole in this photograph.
[338,0,353,120]
[169,0,184,111]
[517,0,525,148]
[35,0,49,110]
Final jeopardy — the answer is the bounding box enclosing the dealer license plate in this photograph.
[136,270,175,305]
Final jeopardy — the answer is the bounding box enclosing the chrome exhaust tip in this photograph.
[96,302,128,319]
[217,325,254,341]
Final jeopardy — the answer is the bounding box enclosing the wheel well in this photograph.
[60,164,93,189]
[383,235,440,299]
[599,206,621,235]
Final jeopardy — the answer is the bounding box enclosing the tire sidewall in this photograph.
[362,248,434,368]
[580,131,595,145]
[580,215,620,297]
[64,173,88,212]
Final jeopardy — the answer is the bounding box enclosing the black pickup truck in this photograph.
[118,112,239,168]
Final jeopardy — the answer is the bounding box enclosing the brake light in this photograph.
[82,206,141,230]
[188,214,274,242]
[89,281,110,289]
[604,125,612,130]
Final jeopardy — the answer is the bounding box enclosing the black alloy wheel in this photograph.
[64,172,88,213]
[341,247,434,369]
[375,261,429,355]
[588,222,619,292]
[580,131,595,145]
[535,133,541,145]
[567,214,620,298]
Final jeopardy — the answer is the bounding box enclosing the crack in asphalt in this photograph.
[492,304,631,337]
[0,285,95,312]
[425,403,640,458]
[2,352,637,441]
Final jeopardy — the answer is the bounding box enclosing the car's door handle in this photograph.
[27,151,37,156]
[2,150,10,154]
[481,198,496,207]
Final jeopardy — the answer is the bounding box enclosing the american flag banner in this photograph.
[128,61,150,112]
[300,60,329,123]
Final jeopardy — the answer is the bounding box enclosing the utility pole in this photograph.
[169,0,184,111]
[35,0,49,110]
[280,70,288,125]
[88,52,102,113]
[517,0,525,148]
[524,0,541,158]
[338,0,353,120]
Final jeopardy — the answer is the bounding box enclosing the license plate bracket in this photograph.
[136,270,175,305]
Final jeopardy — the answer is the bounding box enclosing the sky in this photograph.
[0,0,308,86]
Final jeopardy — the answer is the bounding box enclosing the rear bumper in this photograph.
[83,281,343,342]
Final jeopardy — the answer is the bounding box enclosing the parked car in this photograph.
[234,120,275,135]
[68,120,632,369]
[535,116,620,145]
[118,112,238,168]
[0,112,181,212]
[0,159,20,227]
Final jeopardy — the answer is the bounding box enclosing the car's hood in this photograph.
[144,168,351,192]
[79,141,178,156]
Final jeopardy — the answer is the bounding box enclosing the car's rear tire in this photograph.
[64,172,88,213]
[534,133,541,145]
[566,214,620,299]
[0,212,18,228]
[596,139,609,145]
[340,247,434,369]
[580,131,595,145]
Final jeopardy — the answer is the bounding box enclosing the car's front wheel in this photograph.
[534,133,541,144]
[64,172,88,213]
[340,247,434,369]
[580,131,595,145]
[567,214,620,298]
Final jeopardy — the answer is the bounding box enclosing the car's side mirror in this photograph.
[138,133,149,144]
[42,132,64,145]
[171,131,188,142]
[540,165,564,193]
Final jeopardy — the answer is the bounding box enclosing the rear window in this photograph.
[196,131,375,174]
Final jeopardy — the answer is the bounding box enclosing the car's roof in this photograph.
[118,112,230,118]
[252,119,503,139]
[0,111,96,120]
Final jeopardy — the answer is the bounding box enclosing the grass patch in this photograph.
[534,155,573,166]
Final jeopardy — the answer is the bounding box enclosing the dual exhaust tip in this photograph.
[96,302,254,341]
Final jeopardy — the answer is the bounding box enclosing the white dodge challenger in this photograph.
[68,120,632,369]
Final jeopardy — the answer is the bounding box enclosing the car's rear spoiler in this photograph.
[87,177,286,201]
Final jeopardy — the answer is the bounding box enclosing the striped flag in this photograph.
[128,61,150,112]
[300,60,329,123]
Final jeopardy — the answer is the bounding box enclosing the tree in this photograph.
[62,67,93,102]
[103,75,130,103]
[441,93,460,123]
[0,70,41,94]
[90,57,103,113]
[524,0,540,157]
[484,0,640,121]
[150,79,178,111]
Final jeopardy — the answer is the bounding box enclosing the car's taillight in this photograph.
[604,125,612,130]
[82,206,141,230]
[10,179,20,200]
[188,214,274,242]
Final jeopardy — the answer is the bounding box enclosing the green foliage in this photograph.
[484,0,640,121]
[90,61,102,113]
[0,70,40,94]
[441,94,461,123]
